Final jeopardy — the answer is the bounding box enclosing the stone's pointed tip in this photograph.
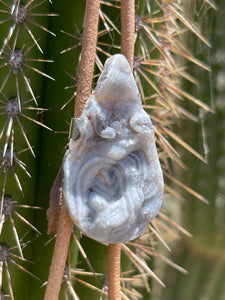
[109,53,128,63]
[105,54,130,73]
[94,53,137,102]
[107,53,126,62]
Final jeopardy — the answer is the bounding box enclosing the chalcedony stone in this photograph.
[63,54,164,244]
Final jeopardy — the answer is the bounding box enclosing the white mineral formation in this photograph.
[63,54,164,244]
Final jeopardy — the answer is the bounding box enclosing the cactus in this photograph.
[151,1,225,299]
[0,0,216,299]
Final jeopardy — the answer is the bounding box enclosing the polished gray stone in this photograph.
[63,54,164,244]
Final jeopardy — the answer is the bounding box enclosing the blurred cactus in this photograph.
[0,0,217,299]
[151,1,225,300]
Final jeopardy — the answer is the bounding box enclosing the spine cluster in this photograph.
[0,1,55,298]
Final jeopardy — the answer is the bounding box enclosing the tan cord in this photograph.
[107,1,135,300]
[44,1,100,299]
[47,166,63,234]
[121,0,135,69]
[44,202,73,300]
[74,0,101,118]
[108,243,122,300]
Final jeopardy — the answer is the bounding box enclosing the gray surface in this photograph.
[63,54,164,244]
